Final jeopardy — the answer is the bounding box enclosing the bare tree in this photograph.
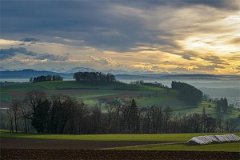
[10,100,23,133]
[20,103,32,133]
[6,109,14,133]
[25,90,47,111]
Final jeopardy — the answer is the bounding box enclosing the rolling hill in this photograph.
[0,80,239,119]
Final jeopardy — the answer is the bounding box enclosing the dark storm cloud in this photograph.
[0,47,68,61]
[1,1,134,50]
[1,0,238,51]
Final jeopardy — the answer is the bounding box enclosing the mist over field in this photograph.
[117,77,240,107]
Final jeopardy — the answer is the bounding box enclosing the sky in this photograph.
[0,0,240,74]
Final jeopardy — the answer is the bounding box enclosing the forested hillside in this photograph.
[0,79,239,133]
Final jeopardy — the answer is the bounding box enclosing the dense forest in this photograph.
[171,81,203,105]
[73,72,116,82]
[30,75,63,83]
[6,91,238,134]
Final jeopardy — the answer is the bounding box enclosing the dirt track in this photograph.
[1,138,239,160]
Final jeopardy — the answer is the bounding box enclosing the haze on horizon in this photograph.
[0,0,239,75]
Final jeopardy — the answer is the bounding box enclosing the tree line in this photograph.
[73,72,116,82]
[30,75,63,83]
[6,91,238,134]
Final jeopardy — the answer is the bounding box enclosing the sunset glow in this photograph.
[0,0,239,74]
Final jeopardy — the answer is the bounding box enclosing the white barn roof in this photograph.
[187,134,240,145]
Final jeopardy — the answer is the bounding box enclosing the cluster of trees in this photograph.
[216,98,228,113]
[7,91,88,134]
[213,98,231,132]
[171,81,203,105]
[73,72,116,82]
[7,91,238,134]
[131,80,167,88]
[30,75,63,83]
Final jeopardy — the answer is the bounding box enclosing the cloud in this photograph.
[172,0,239,10]
[236,66,240,70]
[1,0,238,51]
[174,64,225,74]
[89,56,115,66]
[201,55,228,65]
[182,55,193,60]
[0,0,239,74]
[113,0,239,10]
[195,64,225,70]
[20,37,39,42]
[0,47,68,61]
[0,47,35,59]
[229,38,240,44]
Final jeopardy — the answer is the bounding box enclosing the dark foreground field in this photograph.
[0,138,158,150]
[1,138,239,160]
[1,149,239,160]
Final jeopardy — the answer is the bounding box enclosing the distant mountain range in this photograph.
[0,69,71,79]
[0,68,240,81]
[0,67,140,79]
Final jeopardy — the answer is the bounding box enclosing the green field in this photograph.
[0,81,155,103]
[1,131,239,152]
[0,132,226,141]
[1,131,239,142]
[115,142,240,152]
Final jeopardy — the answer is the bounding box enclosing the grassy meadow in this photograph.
[1,130,239,152]
[0,131,227,141]
[115,142,240,152]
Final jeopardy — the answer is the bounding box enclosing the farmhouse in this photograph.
[187,134,240,145]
